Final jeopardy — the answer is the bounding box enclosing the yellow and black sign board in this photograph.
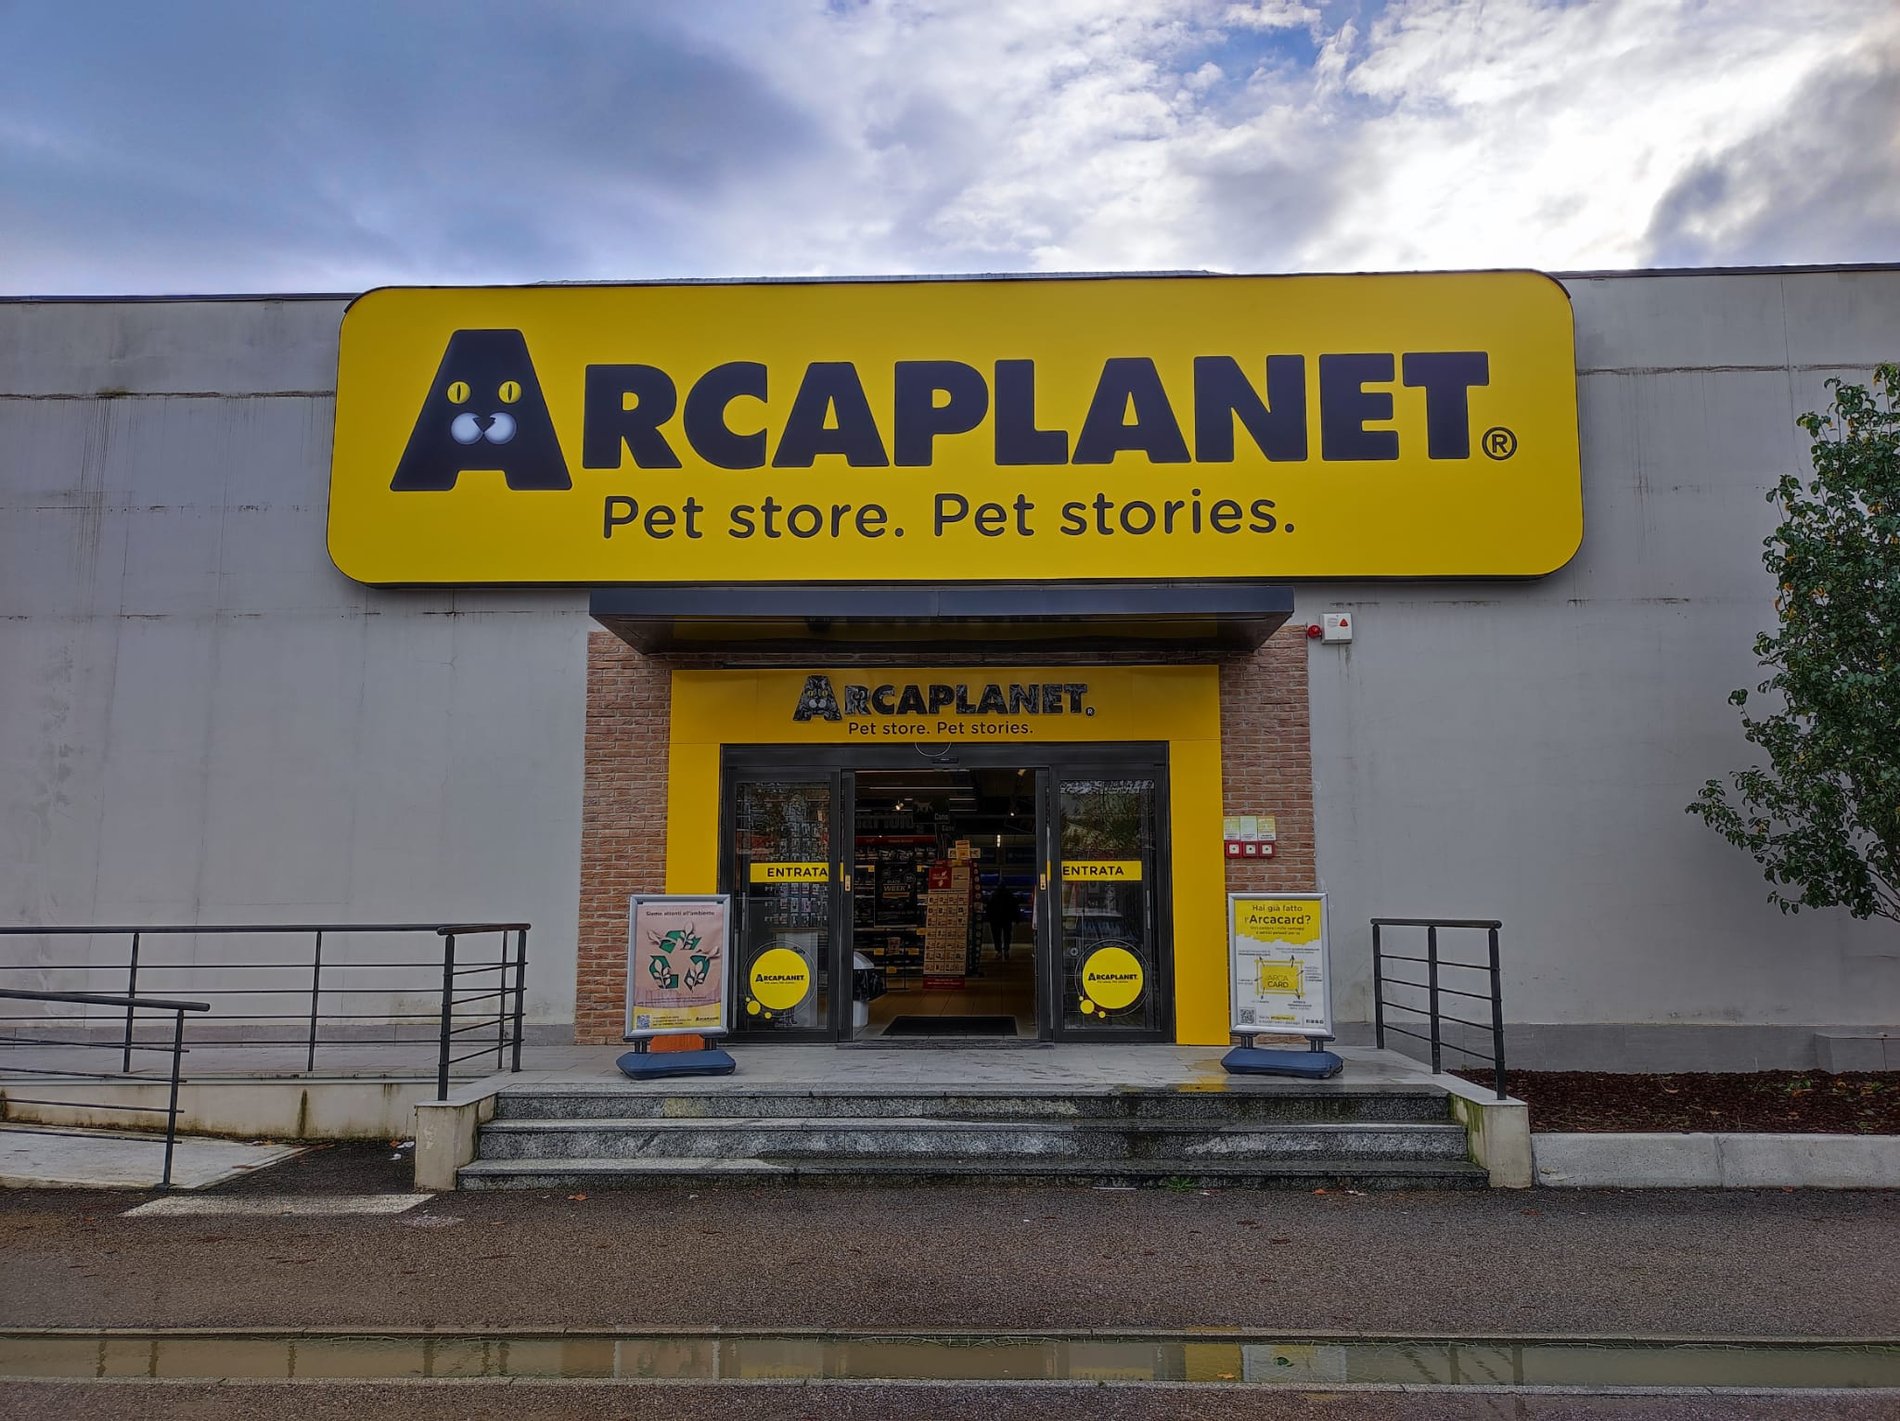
[1078,945,1146,1017]
[745,947,812,1015]
[747,861,830,884]
[1061,861,1144,881]
[328,273,1581,585]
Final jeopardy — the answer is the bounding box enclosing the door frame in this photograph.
[719,767,847,1043]
[719,742,1173,1044]
[1041,756,1173,1044]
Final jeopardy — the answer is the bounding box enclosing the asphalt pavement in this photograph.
[2,1145,1896,1336]
[4,1146,1896,1418]
[3,1380,1898,1421]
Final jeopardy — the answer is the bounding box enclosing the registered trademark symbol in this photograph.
[1481,426,1519,460]
[1085,707,1096,716]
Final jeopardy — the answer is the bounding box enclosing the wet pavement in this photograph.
[3,1157,1897,1338]
[7,1380,1898,1420]
[4,1145,1895,1416]
[3,1328,1896,1387]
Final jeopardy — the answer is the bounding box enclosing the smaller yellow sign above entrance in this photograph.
[748,862,830,884]
[1061,861,1144,882]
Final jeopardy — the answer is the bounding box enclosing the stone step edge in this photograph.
[459,1156,1487,1178]
[479,1117,1466,1135]
[494,1083,1449,1099]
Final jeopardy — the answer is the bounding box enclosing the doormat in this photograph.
[881,1016,1018,1038]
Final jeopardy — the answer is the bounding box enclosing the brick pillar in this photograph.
[576,632,671,1043]
[1219,625,1318,893]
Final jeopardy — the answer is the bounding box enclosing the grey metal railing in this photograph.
[0,922,529,1099]
[1371,917,1506,1099]
[0,986,210,1187]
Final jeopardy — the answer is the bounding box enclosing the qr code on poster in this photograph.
[635,1014,651,1029]
[1237,1008,1256,1025]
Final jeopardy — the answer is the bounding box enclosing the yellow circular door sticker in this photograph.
[1080,945,1144,1012]
[748,947,813,1013]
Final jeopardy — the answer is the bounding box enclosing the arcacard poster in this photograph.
[625,895,730,1039]
[1228,894,1331,1039]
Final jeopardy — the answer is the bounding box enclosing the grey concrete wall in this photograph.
[5,272,1897,1060]
[0,298,590,1024]
[1305,268,1900,1062]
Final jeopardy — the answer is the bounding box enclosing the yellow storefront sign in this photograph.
[748,862,829,883]
[329,273,1580,585]
[666,665,1232,1044]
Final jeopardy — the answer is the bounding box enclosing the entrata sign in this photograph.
[329,273,1580,584]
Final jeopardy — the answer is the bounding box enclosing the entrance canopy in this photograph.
[590,581,1295,658]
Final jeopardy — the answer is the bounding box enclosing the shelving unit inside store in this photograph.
[854,834,937,984]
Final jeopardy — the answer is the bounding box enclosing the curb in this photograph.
[1533,1132,1900,1188]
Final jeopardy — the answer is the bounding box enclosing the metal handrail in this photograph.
[1370,917,1507,1099]
[0,986,209,1188]
[0,922,530,1099]
[0,923,530,935]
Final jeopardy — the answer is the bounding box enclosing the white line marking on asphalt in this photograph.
[122,1194,433,1217]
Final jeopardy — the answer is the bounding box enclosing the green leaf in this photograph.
[1687,364,1900,926]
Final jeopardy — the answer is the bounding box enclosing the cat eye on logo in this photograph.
[390,329,571,492]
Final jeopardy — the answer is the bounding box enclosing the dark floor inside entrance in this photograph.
[852,768,1037,1040]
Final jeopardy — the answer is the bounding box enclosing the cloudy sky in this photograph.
[3,0,1896,294]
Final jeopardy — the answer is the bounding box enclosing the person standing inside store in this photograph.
[984,881,1020,963]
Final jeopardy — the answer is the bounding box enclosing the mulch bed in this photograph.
[1454,1069,1900,1134]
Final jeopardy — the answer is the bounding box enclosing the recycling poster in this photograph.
[1228,893,1332,1039]
[625,895,731,1038]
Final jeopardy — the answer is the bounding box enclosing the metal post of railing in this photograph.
[122,931,142,1072]
[1371,921,1386,1049]
[1426,924,1442,1074]
[160,1006,186,1189]
[306,929,324,1072]
[1488,923,1506,1099]
[436,932,456,1101]
[509,927,529,1073]
[495,931,508,1070]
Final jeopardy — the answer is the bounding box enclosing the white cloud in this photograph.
[0,0,1893,292]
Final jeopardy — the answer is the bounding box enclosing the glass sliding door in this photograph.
[1051,771,1167,1040]
[728,775,839,1039]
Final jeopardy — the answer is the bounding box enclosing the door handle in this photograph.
[1039,870,1049,891]
[842,872,852,892]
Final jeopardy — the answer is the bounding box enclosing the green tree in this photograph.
[1689,364,1900,923]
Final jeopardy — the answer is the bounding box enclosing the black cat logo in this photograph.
[390,329,571,491]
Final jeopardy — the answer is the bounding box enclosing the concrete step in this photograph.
[474,1116,1472,1162]
[489,1087,1455,1126]
[457,1155,1490,1191]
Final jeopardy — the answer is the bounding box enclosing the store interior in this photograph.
[851,767,1038,1039]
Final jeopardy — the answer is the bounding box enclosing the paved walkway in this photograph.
[3,1153,1894,1337]
[0,1124,301,1190]
[500,1043,1436,1093]
[4,1154,1892,1419]
[3,1037,1440,1091]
